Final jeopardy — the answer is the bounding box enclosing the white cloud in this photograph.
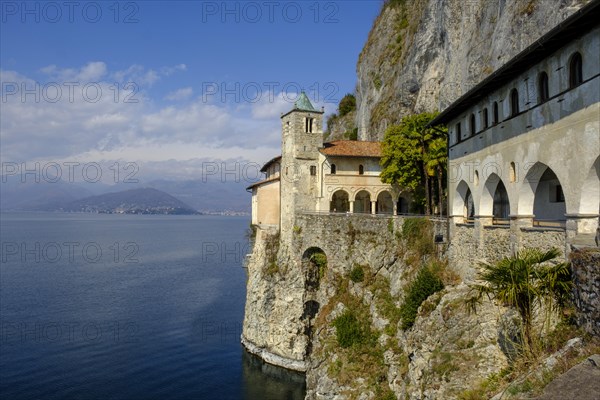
[251,91,295,119]
[1,63,282,183]
[111,63,186,87]
[40,61,107,82]
[165,87,193,101]
[161,64,187,76]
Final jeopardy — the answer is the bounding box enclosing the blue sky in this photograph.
[1,1,382,182]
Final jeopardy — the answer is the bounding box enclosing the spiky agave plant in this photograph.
[466,248,572,354]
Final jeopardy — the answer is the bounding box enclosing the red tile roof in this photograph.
[320,141,382,157]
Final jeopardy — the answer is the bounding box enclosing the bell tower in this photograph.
[279,92,324,239]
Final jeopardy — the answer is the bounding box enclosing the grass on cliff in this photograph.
[261,232,280,276]
[317,276,398,400]
[399,262,444,330]
[318,217,456,398]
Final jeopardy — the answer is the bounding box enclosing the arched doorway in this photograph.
[376,191,393,214]
[330,190,349,213]
[354,190,371,213]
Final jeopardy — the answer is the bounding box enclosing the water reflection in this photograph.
[241,350,306,400]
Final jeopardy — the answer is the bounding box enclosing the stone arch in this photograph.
[493,180,510,221]
[518,162,566,222]
[353,190,371,213]
[578,156,599,215]
[480,173,510,219]
[453,180,474,218]
[376,191,394,214]
[330,189,349,213]
[302,247,327,292]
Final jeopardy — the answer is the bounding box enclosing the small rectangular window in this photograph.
[310,165,317,176]
[455,123,461,143]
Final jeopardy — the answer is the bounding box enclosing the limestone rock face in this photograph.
[243,216,512,399]
[305,283,509,400]
[398,284,508,399]
[242,229,310,372]
[356,0,585,140]
[325,110,357,142]
[571,248,600,337]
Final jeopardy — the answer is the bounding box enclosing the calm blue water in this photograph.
[0,213,305,400]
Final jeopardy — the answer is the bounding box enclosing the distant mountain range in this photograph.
[0,176,252,214]
[58,188,198,214]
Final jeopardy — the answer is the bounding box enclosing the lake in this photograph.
[0,213,305,399]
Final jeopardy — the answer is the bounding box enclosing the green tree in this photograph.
[380,112,445,215]
[425,136,448,216]
[338,93,356,116]
[466,248,572,353]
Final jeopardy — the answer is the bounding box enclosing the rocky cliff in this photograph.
[356,0,588,140]
[243,215,514,399]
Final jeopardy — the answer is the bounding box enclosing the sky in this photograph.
[0,0,383,184]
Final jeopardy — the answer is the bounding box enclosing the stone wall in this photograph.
[571,248,600,337]
[448,223,567,280]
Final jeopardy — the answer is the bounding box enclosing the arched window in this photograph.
[358,165,364,175]
[482,108,489,129]
[538,72,549,103]
[510,89,519,117]
[331,164,336,174]
[493,102,499,124]
[510,162,516,183]
[569,52,583,88]
[470,113,476,136]
[465,189,474,222]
